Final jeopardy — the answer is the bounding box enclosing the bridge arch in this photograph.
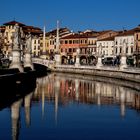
[32,58,55,70]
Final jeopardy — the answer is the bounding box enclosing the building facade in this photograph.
[97,36,115,58]
[0,20,43,59]
[114,30,135,57]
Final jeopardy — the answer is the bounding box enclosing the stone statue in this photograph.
[26,33,32,53]
[13,24,20,49]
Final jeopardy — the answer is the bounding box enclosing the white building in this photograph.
[97,36,115,58]
[31,36,41,57]
[114,30,135,57]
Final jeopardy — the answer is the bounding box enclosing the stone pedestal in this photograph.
[96,56,103,68]
[75,56,80,67]
[55,54,61,66]
[9,49,23,72]
[24,53,34,70]
[120,55,127,70]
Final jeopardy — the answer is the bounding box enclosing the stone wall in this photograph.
[54,65,140,83]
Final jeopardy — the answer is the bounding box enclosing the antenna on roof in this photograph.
[13,17,16,21]
[122,27,125,32]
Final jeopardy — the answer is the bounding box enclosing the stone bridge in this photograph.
[32,58,55,70]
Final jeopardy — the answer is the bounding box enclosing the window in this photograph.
[69,40,72,44]
[69,48,72,52]
[131,38,133,44]
[6,32,8,37]
[120,39,122,45]
[120,47,122,53]
[126,47,128,53]
[123,39,126,43]
[136,34,139,40]
[65,40,68,44]
[131,47,133,53]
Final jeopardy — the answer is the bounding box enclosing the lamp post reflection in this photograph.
[95,82,101,106]
[119,87,126,117]
[75,79,79,101]
[54,76,60,125]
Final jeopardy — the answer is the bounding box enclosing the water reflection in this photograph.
[34,73,140,118]
[10,91,34,140]
[1,73,140,140]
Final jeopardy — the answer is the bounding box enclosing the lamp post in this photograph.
[55,20,61,66]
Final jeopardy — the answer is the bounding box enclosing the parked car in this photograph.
[102,57,114,65]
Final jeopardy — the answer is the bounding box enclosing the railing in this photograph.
[32,58,55,68]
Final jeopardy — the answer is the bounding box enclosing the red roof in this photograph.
[98,36,115,41]
[116,29,135,37]
[61,33,88,39]
[3,20,25,26]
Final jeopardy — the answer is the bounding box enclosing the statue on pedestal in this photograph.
[9,24,23,72]
[26,33,32,53]
[24,32,33,70]
[13,24,20,50]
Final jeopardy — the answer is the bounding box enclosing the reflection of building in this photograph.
[33,73,140,117]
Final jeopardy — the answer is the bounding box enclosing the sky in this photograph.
[0,0,140,32]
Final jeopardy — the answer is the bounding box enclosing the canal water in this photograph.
[0,72,140,140]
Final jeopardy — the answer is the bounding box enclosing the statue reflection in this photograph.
[11,99,22,140]
[24,92,33,127]
[11,91,34,140]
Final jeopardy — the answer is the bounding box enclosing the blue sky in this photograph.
[0,0,140,32]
